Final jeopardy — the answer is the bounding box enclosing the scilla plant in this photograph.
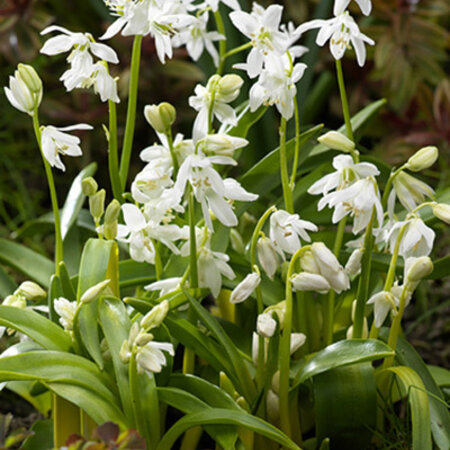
[1,0,449,449]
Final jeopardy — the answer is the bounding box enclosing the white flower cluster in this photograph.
[101,0,239,66]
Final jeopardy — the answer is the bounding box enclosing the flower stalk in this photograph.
[279,117,294,213]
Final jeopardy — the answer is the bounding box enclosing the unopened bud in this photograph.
[266,390,280,421]
[89,189,105,220]
[230,228,245,255]
[217,74,243,102]
[135,333,153,347]
[290,333,306,354]
[80,279,110,304]
[3,294,26,309]
[15,281,46,300]
[82,177,98,196]
[406,256,433,283]
[271,371,280,394]
[17,64,42,94]
[318,131,355,153]
[291,272,331,293]
[345,248,364,277]
[236,396,250,413]
[144,103,176,134]
[119,340,131,364]
[406,146,439,172]
[257,312,277,338]
[103,220,118,240]
[300,250,320,274]
[141,300,169,330]
[432,203,450,224]
[257,237,279,280]
[230,272,260,304]
[347,319,368,339]
[219,372,236,398]
[105,199,121,224]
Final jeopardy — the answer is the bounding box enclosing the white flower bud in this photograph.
[128,322,140,346]
[257,237,280,280]
[406,256,433,283]
[89,189,105,220]
[119,340,131,364]
[230,272,261,304]
[200,134,248,157]
[432,203,450,224]
[300,250,320,274]
[271,371,280,394]
[217,74,243,102]
[144,103,176,133]
[318,131,355,153]
[15,281,46,301]
[346,319,368,339]
[81,177,98,196]
[291,272,331,293]
[290,333,306,354]
[367,291,396,328]
[3,294,26,309]
[393,171,434,211]
[80,279,110,304]
[135,333,154,347]
[257,313,277,338]
[17,64,42,94]
[266,389,280,422]
[406,146,439,172]
[345,248,364,277]
[140,300,169,330]
[4,66,41,115]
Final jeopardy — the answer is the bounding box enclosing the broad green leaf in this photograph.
[291,339,394,389]
[0,306,71,351]
[48,274,63,323]
[0,239,53,287]
[185,292,257,401]
[119,259,155,289]
[58,261,76,300]
[156,408,301,450]
[0,351,118,405]
[0,265,16,298]
[60,163,97,239]
[98,296,134,422]
[158,387,238,449]
[314,363,377,449]
[75,239,119,368]
[228,104,267,138]
[381,366,432,450]
[428,365,450,388]
[21,419,53,450]
[168,374,241,411]
[379,329,450,450]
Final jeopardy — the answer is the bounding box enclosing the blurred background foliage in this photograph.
[0,0,448,364]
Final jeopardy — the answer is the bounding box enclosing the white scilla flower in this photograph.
[392,171,435,211]
[136,340,175,374]
[5,68,42,115]
[308,154,379,196]
[257,312,277,338]
[334,0,372,16]
[388,217,435,258]
[257,236,282,280]
[41,124,93,171]
[141,300,170,330]
[80,279,111,304]
[230,272,261,304]
[318,130,355,153]
[367,291,396,328]
[432,203,450,225]
[198,134,248,158]
[54,297,77,331]
[291,272,331,293]
[230,4,290,78]
[198,247,235,297]
[296,11,374,67]
[145,277,182,296]
[345,248,364,276]
[196,0,241,12]
[405,256,433,283]
[15,281,46,301]
[270,210,318,255]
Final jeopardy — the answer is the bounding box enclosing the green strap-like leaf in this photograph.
[292,339,394,389]
[0,239,53,287]
[0,306,71,351]
[0,265,17,298]
[157,408,301,450]
[381,366,432,450]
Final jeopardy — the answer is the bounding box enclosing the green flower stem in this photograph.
[250,206,276,389]
[352,207,375,338]
[279,118,294,213]
[279,245,311,440]
[335,60,356,154]
[323,217,347,345]
[108,100,123,201]
[153,240,163,280]
[369,223,407,338]
[166,129,179,177]
[295,291,309,354]
[214,10,227,75]
[383,284,410,368]
[289,97,301,189]
[52,396,81,447]
[183,190,198,375]
[223,42,253,60]
[119,35,143,189]
[32,111,63,275]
